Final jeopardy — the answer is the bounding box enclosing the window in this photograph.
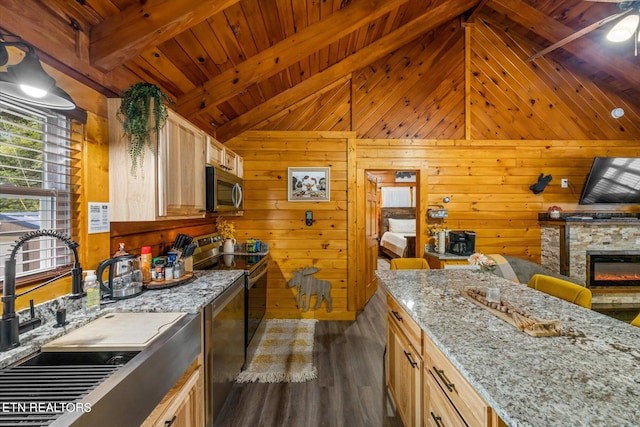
[0,95,81,287]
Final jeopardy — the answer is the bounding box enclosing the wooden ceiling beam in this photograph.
[177,0,476,119]
[488,0,640,87]
[215,0,478,140]
[90,0,240,71]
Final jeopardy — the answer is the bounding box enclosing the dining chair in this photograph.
[527,274,592,309]
[631,313,640,328]
[390,258,430,270]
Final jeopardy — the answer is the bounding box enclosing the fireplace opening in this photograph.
[586,251,640,289]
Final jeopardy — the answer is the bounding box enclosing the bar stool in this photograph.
[527,274,592,309]
[390,258,430,270]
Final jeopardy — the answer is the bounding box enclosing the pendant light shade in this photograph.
[0,38,76,110]
[606,14,640,42]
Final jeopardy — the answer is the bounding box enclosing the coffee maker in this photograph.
[447,231,476,256]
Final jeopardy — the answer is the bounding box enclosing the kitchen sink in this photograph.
[17,350,139,367]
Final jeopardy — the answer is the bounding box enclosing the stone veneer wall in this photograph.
[541,222,640,304]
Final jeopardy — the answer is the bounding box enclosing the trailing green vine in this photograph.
[116,82,173,175]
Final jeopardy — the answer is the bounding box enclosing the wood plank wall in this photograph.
[226,131,353,320]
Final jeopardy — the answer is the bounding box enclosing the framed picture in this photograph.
[395,171,416,183]
[288,167,330,202]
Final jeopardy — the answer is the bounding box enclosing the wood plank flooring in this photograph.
[215,274,403,427]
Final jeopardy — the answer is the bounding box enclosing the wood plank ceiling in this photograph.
[3,0,640,141]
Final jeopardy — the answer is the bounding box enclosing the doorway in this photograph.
[350,159,428,312]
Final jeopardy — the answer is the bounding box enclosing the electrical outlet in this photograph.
[561,179,568,188]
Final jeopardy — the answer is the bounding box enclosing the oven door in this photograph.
[206,166,244,213]
[245,260,267,365]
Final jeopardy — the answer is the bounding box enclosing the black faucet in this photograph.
[1,230,84,351]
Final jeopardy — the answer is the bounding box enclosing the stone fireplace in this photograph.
[540,214,640,307]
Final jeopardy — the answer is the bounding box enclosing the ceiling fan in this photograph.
[526,0,640,62]
[587,0,640,42]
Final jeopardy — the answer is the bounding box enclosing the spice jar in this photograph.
[140,246,152,283]
[165,262,174,281]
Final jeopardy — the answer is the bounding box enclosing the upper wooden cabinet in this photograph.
[207,136,243,177]
[108,99,207,221]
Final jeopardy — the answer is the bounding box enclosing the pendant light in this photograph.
[606,10,640,42]
[0,36,76,110]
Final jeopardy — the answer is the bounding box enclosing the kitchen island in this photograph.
[376,269,640,427]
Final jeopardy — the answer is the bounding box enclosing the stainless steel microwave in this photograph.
[206,166,244,212]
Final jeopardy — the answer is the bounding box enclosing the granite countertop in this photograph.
[0,269,244,369]
[376,269,640,427]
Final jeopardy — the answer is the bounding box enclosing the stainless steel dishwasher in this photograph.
[203,274,245,427]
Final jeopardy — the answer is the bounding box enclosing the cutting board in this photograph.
[42,312,187,352]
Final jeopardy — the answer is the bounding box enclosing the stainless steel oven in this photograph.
[193,232,268,365]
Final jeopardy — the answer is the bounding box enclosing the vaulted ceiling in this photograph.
[3,0,640,141]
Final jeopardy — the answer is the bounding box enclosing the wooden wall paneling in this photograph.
[473,23,594,140]
[469,18,640,140]
[352,26,466,140]
[226,131,354,320]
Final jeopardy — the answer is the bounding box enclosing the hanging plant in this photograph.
[116,82,173,175]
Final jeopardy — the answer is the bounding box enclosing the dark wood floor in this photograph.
[215,282,403,427]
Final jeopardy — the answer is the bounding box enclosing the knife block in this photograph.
[183,256,194,273]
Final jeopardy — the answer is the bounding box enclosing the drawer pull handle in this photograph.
[430,412,444,427]
[403,350,418,368]
[391,310,403,322]
[434,367,455,392]
[165,415,177,426]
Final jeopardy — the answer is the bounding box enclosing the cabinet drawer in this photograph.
[425,369,466,427]
[387,294,422,352]
[424,336,490,427]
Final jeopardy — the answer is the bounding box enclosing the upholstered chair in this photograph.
[390,258,430,270]
[631,313,640,328]
[527,274,592,309]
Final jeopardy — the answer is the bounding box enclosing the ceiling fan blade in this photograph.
[525,8,633,62]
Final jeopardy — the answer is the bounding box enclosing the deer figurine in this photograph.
[287,267,332,312]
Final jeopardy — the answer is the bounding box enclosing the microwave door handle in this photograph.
[233,183,243,209]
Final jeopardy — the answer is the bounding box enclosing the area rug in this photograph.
[236,319,318,383]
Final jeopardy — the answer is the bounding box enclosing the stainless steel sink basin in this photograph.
[0,313,201,427]
[18,350,139,367]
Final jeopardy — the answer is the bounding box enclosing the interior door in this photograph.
[364,172,379,304]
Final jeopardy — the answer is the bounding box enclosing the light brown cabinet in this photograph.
[386,291,506,427]
[424,334,491,427]
[142,360,204,427]
[207,136,243,177]
[386,294,423,427]
[108,99,207,221]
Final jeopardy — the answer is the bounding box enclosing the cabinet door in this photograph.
[160,112,206,218]
[107,98,158,221]
[387,317,422,427]
[236,156,244,178]
[425,369,467,427]
[207,136,225,168]
[147,365,204,427]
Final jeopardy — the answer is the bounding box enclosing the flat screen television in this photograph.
[579,157,640,204]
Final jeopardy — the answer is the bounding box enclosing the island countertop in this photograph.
[376,269,640,427]
[0,269,244,369]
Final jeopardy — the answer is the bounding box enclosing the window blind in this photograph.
[0,95,82,286]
